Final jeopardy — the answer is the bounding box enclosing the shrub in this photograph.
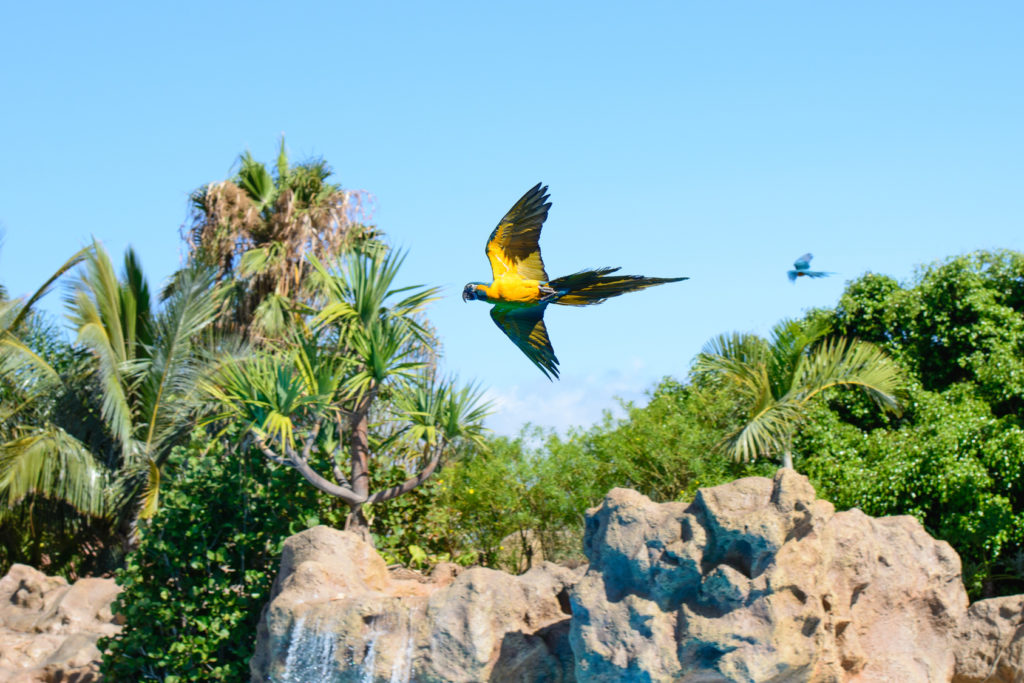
[100,431,325,681]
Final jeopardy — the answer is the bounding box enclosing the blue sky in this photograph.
[2,2,1023,435]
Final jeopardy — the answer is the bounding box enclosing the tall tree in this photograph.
[800,250,1024,597]
[1,246,90,433]
[694,318,904,469]
[185,139,376,340]
[206,249,490,539]
[0,243,225,571]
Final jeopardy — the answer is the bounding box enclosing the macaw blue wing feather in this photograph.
[489,303,560,380]
[793,253,813,271]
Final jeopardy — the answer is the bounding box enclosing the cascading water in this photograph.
[358,602,421,683]
[278,614,338,682]
[360,626,383,683]
[388,605,418,683]
[275,599,423,682]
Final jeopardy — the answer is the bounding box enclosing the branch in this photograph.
[252,434,289,467]
[252,430,365,505]
[289,456,366,505]
[331,413,349,485]
[298,415,325,463]
[366,440,444,505]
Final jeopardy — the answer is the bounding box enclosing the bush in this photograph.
[801,383,1024,598]
[100,431,325,681]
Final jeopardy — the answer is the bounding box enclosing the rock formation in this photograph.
[250,470,1024,682]
[0,563,121,682]
[953,594,1024,683]
[249,525,580,682]
[571,469,973,681]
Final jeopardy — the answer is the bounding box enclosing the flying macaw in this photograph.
[788,253,832,282]
[462,183,687,380]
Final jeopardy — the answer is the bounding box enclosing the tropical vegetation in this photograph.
[1,142,1022,681]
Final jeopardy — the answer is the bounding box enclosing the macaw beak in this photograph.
[462,290,471,302]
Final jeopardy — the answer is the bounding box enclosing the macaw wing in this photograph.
[793,253,813,270]
[787,270,799,282]
[485,183,550,281]
[490,304,560,380]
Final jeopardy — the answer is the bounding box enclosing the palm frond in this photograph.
[791,337,905,414]
[0,425,114,517]
[718,399,807,463]
[76,320,133,445]
[8,245,91,331]
[697,317,904,465]
[766,317,831,397]
[237,152,278,211]
[137,457,160,520]
[138,264,220,462]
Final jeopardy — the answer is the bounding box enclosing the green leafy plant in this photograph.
[100,429,326,681]
[694,318,904,469]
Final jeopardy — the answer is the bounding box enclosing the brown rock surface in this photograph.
[250,525,579,682]
[0,564,120,682]
[570,470,971,682]
[250,478,1024,682]
[953,594,1024,683]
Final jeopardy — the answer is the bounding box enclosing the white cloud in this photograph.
[482,358,657,436]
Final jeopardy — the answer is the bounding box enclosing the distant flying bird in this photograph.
[788,253,832,282]
[462,183,687,380]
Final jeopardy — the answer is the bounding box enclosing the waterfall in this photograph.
[359,603,420,683]
[278,614,338,682]
[276,600,422,682]
[388,615,415,683]
[360,627,381,682]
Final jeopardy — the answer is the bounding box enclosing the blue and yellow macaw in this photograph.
[787,253,832,282]
[462,183,687,380]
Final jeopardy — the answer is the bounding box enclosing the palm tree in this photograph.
[185,138,377,340]
[1,246,90,433]
[206,249,491,540]
[694,317,904,470]
[0,242,226,569]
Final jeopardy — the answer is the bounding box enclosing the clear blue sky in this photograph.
[2,2,1023,435]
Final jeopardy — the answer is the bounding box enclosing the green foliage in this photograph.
[367,465,473,569]
[833,251,1024,415]
[801,384,1024,597]
[1,244,226,577]
[694,317,904,467]
[435,380,773,571]
[803,250,1024,598]
[437,429,606,568]
[205,248,488,534]
[101,430,325,681]
[567,379,774,501]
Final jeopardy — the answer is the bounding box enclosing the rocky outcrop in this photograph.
[572,470,971,682]
[251,472,1024,682]
[0,563,121,682]
[250,526,580,682]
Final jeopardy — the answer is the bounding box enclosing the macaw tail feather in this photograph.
[549,268,688,306]
[804,271,833,279]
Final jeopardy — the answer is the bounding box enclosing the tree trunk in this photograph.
[782,449,794,469]
[344,505,372,545]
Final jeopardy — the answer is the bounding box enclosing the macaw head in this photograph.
[462,283,487,302]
